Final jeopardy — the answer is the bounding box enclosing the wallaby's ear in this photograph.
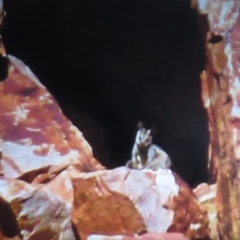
[138,121,144,130]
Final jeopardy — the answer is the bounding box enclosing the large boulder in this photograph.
[0,55,104,181]
[72,167,209,239]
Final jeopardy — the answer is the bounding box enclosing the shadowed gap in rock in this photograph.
[71,222,82,240]
[0,55,9,81]
[208,34,223,44]
[0,197,22,238]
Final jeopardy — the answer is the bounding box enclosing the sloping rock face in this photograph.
[72,167,209,239]
[192,0,240,239]
[0,55,104,180]
[0,178,75,239]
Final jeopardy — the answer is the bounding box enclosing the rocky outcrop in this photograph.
[0,1,212,239]
[0,55,104,181]
[0,54,210,239]
[72,168,209,239]
[0,178,75,239]
[192,0,240,239]
[0,54,104,239]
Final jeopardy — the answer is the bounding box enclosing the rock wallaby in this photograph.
[126,122,171,170]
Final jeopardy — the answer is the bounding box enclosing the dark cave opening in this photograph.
[2,0,209,187]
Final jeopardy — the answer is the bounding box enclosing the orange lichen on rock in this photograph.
[0,178,75,239]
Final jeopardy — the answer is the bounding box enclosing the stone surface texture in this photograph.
[86,232,189,240]
[193,0,240,239]
[72,167,209,239]
[0,178,75,240]
[194,183,218,240]
[0,55,104,181]
[0,55,104,239]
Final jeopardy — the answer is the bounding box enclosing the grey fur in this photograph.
[128,122,171,170]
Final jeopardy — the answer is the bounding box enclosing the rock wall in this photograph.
[192,0,240,239]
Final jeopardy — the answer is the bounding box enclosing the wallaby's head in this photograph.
[135,121,153,148]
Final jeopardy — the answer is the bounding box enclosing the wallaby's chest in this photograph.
[137,145,150,165]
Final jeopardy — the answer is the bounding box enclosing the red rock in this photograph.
[0,55,104,180]
[34,169,74,205]
[0,177,75,239]
[87,232,189,240]
[193,0,240,238]
[72,167,209,240]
